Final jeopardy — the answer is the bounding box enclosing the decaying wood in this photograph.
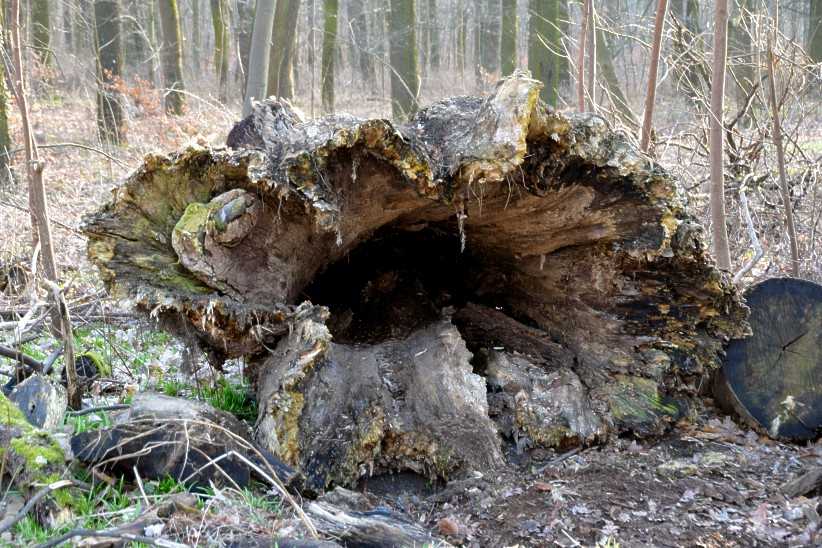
[83,73,747,491]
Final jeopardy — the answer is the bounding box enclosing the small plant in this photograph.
[153,474,186,495]
[12,515,49,544]
[158,378,189,397]
[65,411,112,434]
[200,379,257,422]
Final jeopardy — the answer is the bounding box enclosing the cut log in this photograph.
[83,73,747,490]
[715,278,822,440]
[780,467,822,498]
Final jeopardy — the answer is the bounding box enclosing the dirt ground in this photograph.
[346,410,821,548]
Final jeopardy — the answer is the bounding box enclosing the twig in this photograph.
[35,526,187,548]
[0,342,44,373]
[0,479,74,534]
[733,177,764,285]
[535,446,583,474]
[66,404,131,417]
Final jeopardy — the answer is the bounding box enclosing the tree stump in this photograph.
[715,278,822,440]
[83,74,748,490]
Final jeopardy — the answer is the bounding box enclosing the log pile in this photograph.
[83,73,748,491]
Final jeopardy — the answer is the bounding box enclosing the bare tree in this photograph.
[321,0,339,113]
[640,0,668,152]
[244,0,276,116]
[766,34,800,277]
[577,0,590,111]
[94,0,125,145]
[158,0,186,115]
[709,0,731,270]
[389,0,420,119]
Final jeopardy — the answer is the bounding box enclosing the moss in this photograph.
[603,375,679,431]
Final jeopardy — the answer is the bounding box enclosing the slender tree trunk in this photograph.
[729,0,754,113]
[529,0,562,106]
[501,0,517,74]
[32,0,53,67]
[349,0,373,83]
[268,0,300,98]
[192,0,201,71]
[237,0,254,88]
[210,0,229,102]
[321,0,339,113]
[585,0,596,110]
[9,1,79,410]
[709,0,731,270]
[0,0,11,179]
[428,0,439,70]
[766,37,800,277]
[309,0,316,116]
[276,0,301,98]
[244,0,276,116]
[456,0,466,77]
[158,0,186,114]
[94,0,125,145]
[480,0,500,74]
[388,0,419,119]
[811,0,822,62]
[63,0,72,53]
[596,27,637,128]
[640,0,668,152]
[577,0,589,111]
[147,0,159,86]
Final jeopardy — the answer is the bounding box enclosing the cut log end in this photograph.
[83,74,748,491]
[716,278,822,441]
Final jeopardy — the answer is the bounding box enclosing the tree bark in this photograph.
[0,1,10,179]
[528,0,563,107]
[210,0,229,102]
[243,0,276,116]
[640,0,668,152]
[596,27,638,129]
[349,0,373,83]
[85,75,748,491]
[321,0,338,113]
[275,0,301,99]
[500,0,517,74]
[158,0,186,115]
[388,0,419,119]
[94,0,126,145]
[811,0,822,62]
[766,37,800,277]
[709,0,731,270]
[31,0,53,67]
[192,0,201,72]
[577,0,589,112]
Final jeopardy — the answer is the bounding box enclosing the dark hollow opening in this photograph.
[303,222,494,346]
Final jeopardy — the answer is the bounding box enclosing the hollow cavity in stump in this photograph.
[83,74,748,491]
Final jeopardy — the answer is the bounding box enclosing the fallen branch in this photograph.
[0,342,44,373]
[66,404,131,417]
[733,176,764,285]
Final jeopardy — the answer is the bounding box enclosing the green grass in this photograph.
[200,379,257,423]
[65,410,113,434]
[158,378,190,397]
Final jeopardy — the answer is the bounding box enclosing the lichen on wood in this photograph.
[84,73,748,490]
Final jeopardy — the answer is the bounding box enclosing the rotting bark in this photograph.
[83,74,748,492]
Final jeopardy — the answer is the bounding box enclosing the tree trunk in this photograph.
[811,0,822,62]
[766,37,800,277]
[94,0,126,145]
[0,1,10,179]
[388,0,419,119]
[640,0,668,152]
[596,27,638,129]
[158,0,186,114]
[84,74,748,493]
[147,0,159,86]
[456,0,466,76]
[528,0,562,106]
[275,0,301,99]
[192,0,201,71]
[321,0,338,113]
[709,0,731,270]
[427,0,439,70]
[480,0,500,74]
[500,0,517,74]
[210,0,229,102]
[729,0,754,114]
[243,0,276,116]
[31,0,53,67]
[236,0,255,88]
[349,0,373,84]
[576,0,589,112]
[585,0,596,110]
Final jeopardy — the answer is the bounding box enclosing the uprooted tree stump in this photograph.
[83,74,748,492]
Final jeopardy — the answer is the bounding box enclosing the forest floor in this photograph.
[1,90,821,547]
